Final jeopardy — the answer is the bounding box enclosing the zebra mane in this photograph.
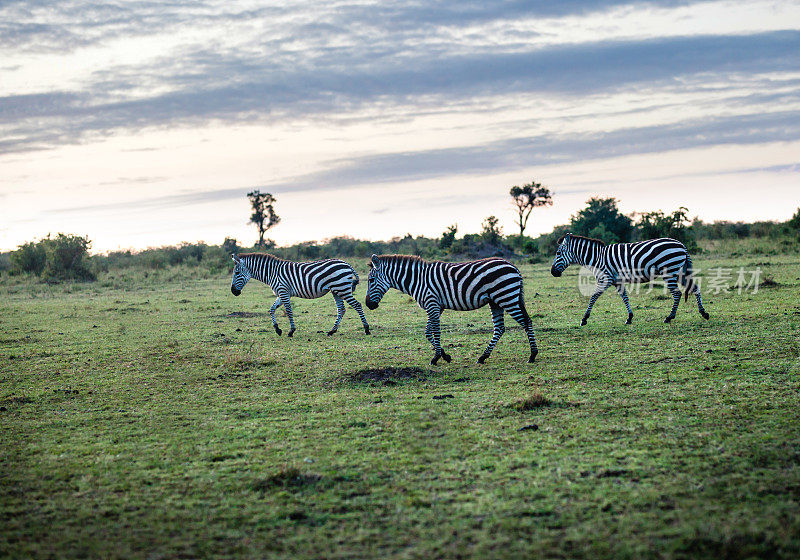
[373,254,425,266]
[557,234,606,247]
[236,252,285,262]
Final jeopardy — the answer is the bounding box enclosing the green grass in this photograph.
[2,255,799,559]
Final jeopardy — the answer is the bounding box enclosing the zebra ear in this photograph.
[231,254,240,264]
[370,254,380,266]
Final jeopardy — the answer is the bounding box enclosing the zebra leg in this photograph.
[328,293,345,336]
[506,301,538,363]
[269,297,283,336]
[582,281,611,326]
[477,303,505,364]
[616,284,634,324]
[343,294,370,334]
[425,306,451,365]
[279,292,296,337]
[664,278,681,323]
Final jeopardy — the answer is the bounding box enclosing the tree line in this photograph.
[3,185,799,281]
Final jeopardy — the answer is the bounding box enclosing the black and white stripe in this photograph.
[230,253,370,337]
[551,233,710,325]
[365,254,538,364]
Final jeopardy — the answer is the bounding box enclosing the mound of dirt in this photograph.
[251,468,321,493]
[348,367,429,386]
[225,311,266,318]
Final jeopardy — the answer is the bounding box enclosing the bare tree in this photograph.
[247,190,280,247]
[510,181,553,238]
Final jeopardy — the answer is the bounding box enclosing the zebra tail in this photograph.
[682,255,695,302]
[352,270,360,291]
[518,285,531,327]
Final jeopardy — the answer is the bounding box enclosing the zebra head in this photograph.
[551,233,575,277]
[230,254,252,296]
[365,254,389,310]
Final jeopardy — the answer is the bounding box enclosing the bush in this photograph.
[0,252,11,273]
[10,234,95,281]
[536,224,571,255]
[42,234,95,281]
[570,197,634,243]
[10,241,47,275]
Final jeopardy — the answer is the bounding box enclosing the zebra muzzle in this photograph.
[231,286,241,296]
[551,266,562,277]
[365,299,379,310]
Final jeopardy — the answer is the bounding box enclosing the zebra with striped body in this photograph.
[365,254,538,365]
[230,253,370,337]
[550,233,710,325]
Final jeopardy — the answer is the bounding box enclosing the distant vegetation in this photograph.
[7,233,95,282]
[2,200,798,283]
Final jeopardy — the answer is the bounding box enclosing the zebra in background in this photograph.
[550,233,710,325]
[365,254,538,364]
[230,253,370,337]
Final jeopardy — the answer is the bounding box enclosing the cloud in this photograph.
[2,29,799,154]
[0,1,692,53]
[43,108,800,217]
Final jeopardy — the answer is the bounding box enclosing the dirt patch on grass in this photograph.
[225,311,267,318]
[760,276,780,288]
[347,367,429,386]
[510,393,552,411]
[223,356,276,371]
[596,468,633,478]
[506,393,581,413]
[677,531,781,559]
[2,396,34,405]
[252,468,322,493]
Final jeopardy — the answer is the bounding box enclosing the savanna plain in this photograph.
[2,249,799,559]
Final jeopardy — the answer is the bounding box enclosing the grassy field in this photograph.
[2,254,799,559]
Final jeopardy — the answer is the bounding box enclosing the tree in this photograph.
[222,237,239,255]
[570,197,634,243]
[481,215,503,245]
[440,224,457,250]
[247,190,280,247]
[789,207,800,231]
[509,181,553,238]
[635,207,697,250]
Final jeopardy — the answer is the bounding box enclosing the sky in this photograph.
[1,0,799,253]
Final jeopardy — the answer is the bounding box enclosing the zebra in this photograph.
[365,254,538,365]
[230,253,370,337]
[550,233,710,325]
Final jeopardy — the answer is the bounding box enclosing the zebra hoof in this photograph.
[430,355,440,366]
[701,311,710,320]
[288,330,295,337]
[664,316,674,324]
[625,314,633,325]
[274,327,282,336]
[364,327,371,335]
[528,351,538,363]
[326,330,336,336]
[442,352,452,363]
[477,354,488,364]
[580,317,588,326]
